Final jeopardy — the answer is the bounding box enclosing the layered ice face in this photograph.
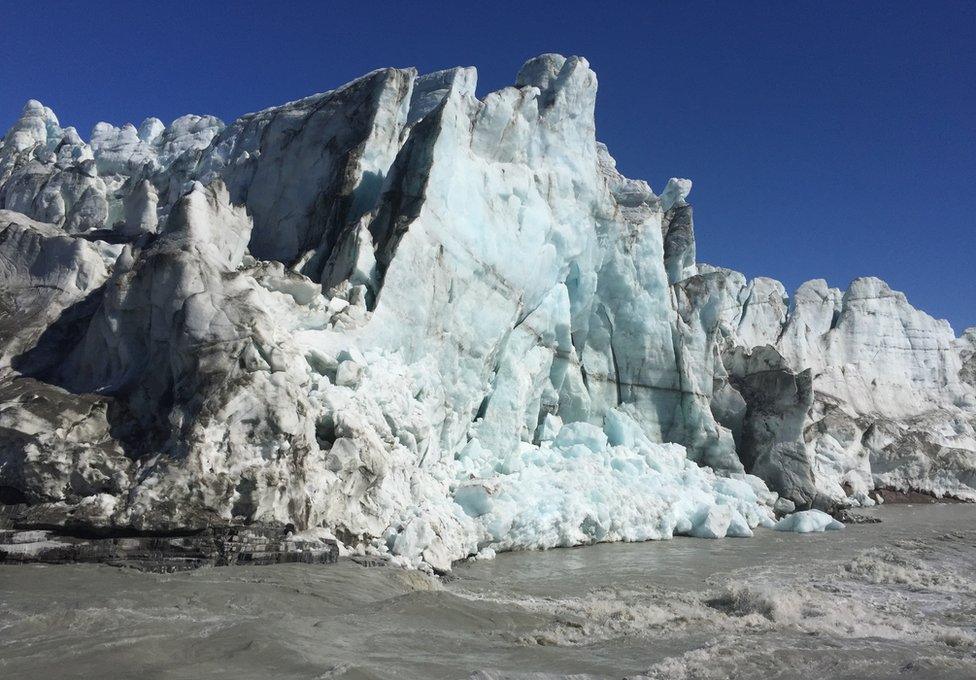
[0,54,972,570]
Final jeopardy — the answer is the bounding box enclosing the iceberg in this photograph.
[774,510,844,533]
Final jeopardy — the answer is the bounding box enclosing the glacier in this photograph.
[1,54,973,570]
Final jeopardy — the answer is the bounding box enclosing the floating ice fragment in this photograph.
[774,509,844,533]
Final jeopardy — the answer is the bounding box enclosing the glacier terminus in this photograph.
[1,54,974,571]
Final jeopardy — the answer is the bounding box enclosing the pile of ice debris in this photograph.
[0,55,973,570]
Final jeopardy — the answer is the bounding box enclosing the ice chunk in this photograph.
[691,504,732,539]
[774,510,844,533]
[454,410,774,551]
[659,177,692,212]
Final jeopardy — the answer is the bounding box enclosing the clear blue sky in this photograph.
[2,1,973,332]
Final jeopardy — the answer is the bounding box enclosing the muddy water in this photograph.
[1,504,974,679]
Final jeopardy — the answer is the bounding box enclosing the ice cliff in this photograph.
[1,55,973,570]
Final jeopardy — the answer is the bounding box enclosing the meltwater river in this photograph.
[1,504,974,679]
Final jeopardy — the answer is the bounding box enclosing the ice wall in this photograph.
[0,55,973,570]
